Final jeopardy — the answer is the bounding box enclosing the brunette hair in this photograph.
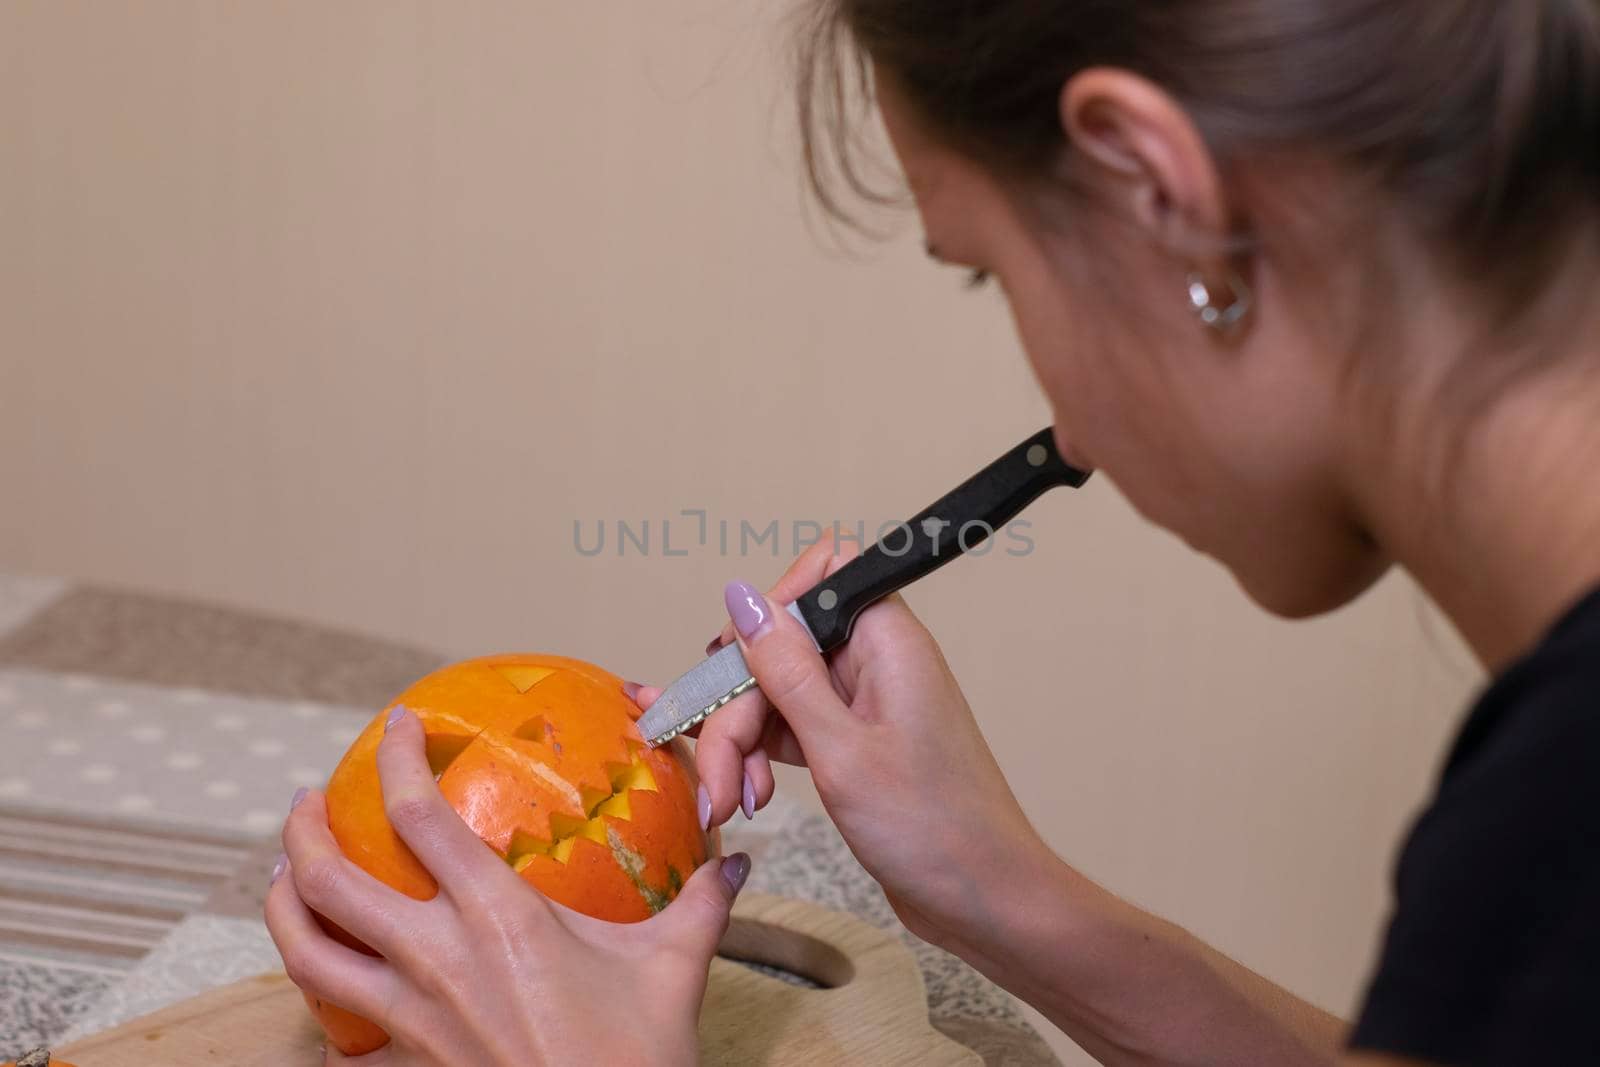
[799,1,1600,318]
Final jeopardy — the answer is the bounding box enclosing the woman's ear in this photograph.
[1060,68,1234,266]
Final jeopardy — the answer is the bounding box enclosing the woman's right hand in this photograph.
[633,535,1062,958]
[637,540,1356,1067]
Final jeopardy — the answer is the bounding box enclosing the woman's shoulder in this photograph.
[1442,582,1600,784]
[1348,582,1600,1064]
[1400,579,1600,896]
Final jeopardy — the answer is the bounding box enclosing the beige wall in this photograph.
[0,4,1481,1061]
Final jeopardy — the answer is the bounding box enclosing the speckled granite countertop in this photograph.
[0,574,1058,1064]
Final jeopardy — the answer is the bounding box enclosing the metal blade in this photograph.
[636,603,815,747]
[635,643,757,746]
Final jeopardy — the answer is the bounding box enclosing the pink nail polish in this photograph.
[384,705,406,732]
[720,853,752,895]
[741,773,755,820]
[269,853,287,886]
[724,581,771,641]
[705,635,724,656]
[622,680,641,702]
[697,784,711,831]
[290,787,308,812]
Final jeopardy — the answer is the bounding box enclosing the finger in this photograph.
[676,535,868,814]
[655,853,751,963]
[687,692,807,769]
[724,580,858,762]
[760,712,808,768]
[266,862,395,1025]
[375,707,509,899]
[742,749,774,816]
[769,532,861,606]
[691,685,772,827]
[282,790,422,955]
[694,535,864,808]
[620,680,645,721]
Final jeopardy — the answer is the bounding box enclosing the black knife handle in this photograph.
[793,427,1090,652]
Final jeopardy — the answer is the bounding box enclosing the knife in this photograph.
[635,426,1092,746]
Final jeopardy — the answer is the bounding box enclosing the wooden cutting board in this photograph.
[55,893,980,1065]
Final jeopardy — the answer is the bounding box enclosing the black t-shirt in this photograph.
[1350,585,1600,1065]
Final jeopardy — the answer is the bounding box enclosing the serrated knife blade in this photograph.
[636,604,813,746]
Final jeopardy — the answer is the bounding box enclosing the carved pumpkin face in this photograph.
[307,653,714,1054]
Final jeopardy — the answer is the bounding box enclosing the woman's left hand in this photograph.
[264,708,750,1066]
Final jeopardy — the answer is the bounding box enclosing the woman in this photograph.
[266,2,1600,1063]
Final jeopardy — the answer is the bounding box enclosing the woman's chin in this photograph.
[1232,554,1392,621]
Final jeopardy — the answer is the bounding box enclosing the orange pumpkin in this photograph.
[304,653,715,1055]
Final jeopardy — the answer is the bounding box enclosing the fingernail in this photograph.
[290,786,308,812]
[720,852,752,895]
[704,636,724,656]
[384,704,407,732]
[270,853,287,885]
[741,773,755,820]
[697,784,711,831]
[622,680,641,702]
[724,581,771,641]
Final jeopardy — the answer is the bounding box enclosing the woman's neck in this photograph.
[1358,303,1600,674]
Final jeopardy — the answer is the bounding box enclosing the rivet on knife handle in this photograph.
[637,426,1091,745]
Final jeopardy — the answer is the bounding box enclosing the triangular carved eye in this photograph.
[492,664,557,693]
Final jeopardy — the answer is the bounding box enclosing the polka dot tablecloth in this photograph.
[0,669,369,834]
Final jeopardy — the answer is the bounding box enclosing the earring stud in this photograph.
[1187,270,1253,331]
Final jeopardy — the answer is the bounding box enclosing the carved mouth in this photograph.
[503,755,659,868]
